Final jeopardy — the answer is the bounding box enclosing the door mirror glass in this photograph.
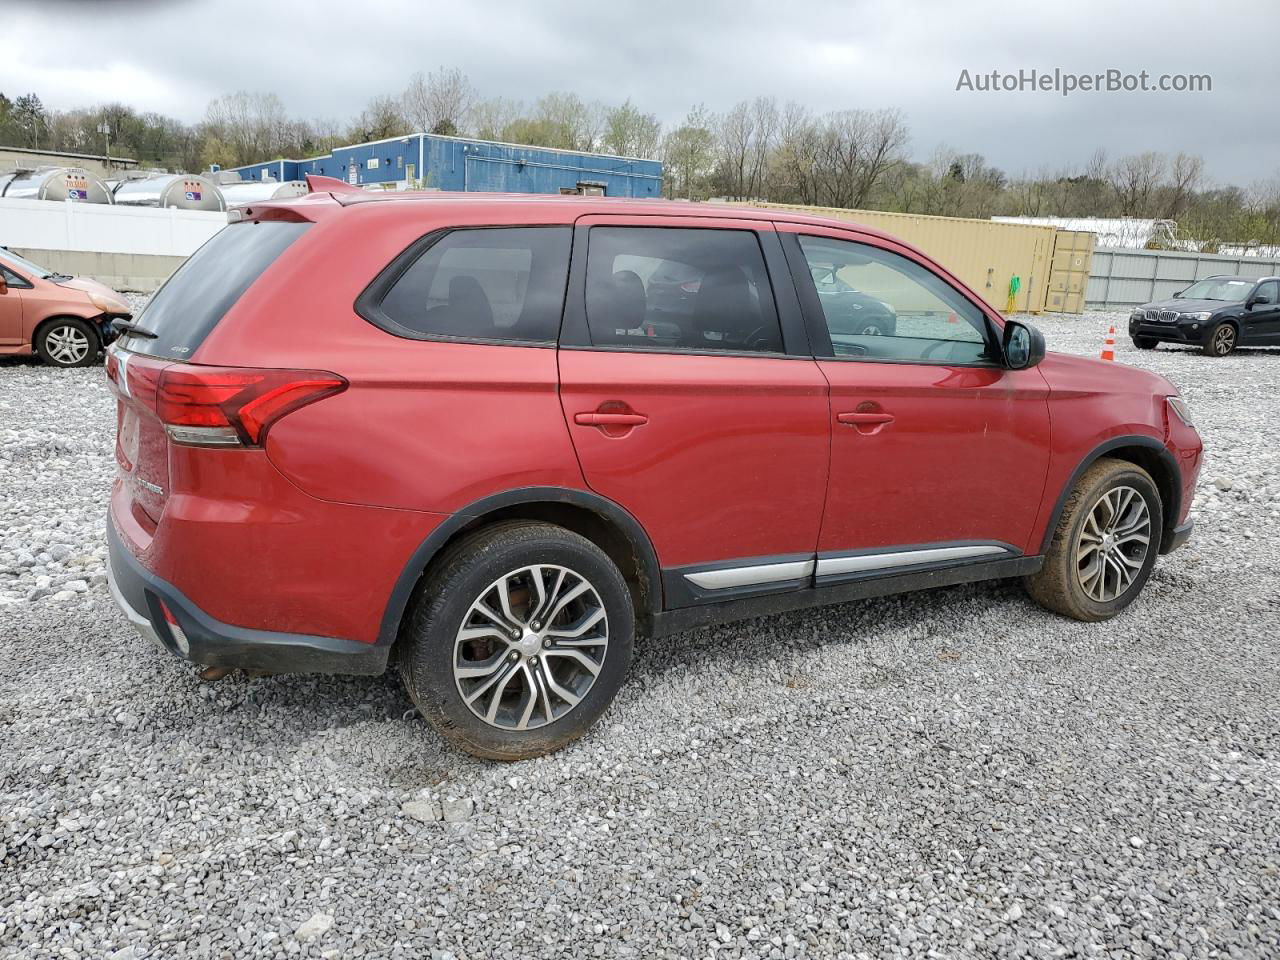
[1002,320,1045,370]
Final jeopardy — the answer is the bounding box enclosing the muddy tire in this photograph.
[1024,458,1163,622]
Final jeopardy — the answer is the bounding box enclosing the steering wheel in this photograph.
[920,338,954,361]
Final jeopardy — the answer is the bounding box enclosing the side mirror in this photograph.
[0,276,7,294]
[1248,295,1271,308]
[1003,320,1045,370]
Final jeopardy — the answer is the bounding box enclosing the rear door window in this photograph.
[583,227,783,353]
[367,227,571,344]
[124,220,311,360]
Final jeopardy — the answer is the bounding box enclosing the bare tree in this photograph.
[1162,152,1205,218]
[770,102,822,204]
[471,97,523,142]
[347,94,412,143]
[716,101,754,198]
[402,67,475,136]
[203,92,296,166]
[746,96,778,199]
[1109,152,1165,216]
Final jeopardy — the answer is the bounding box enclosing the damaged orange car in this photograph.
[0,247,132,367]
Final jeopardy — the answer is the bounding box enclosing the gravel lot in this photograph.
[1,309,1277,959]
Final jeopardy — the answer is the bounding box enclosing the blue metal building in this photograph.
[225,133,662,197]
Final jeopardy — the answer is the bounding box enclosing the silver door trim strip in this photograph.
[816,544,1010,577]
[684,559,816,590]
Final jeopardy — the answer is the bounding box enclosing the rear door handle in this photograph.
[837,412,894,426]
[574,412,649,427]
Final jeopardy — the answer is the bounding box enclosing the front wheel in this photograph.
[1024,458,1163,622]
[398,522,634,760]
[1202,321,1237,357]
[36,318,99,368]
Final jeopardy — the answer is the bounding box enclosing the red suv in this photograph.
[106,181,1202,759]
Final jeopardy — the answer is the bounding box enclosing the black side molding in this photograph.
[650,555,1041,638]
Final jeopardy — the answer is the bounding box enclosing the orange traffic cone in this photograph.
[946,311,959,324]
[1100,325,1116,361]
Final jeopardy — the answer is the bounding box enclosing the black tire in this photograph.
[35,317,99,368]
[1024,458,1163,622]
[857,317,894,337]
[1131,336,1157,350]
[1202,321,1237,357]
[398,521,634,761]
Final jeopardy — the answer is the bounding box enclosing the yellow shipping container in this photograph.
[731,201,1074,314]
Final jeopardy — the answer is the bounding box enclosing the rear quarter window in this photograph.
[358,227,572,345]
[124,220,311,360]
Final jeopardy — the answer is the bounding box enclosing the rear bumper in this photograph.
[106,521,390,676]
[1160,518,1194,555]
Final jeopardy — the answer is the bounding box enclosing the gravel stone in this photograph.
[295,913,334,941]
[442,797,475,822]
[402,798,443,822]
[1,309,1278,959]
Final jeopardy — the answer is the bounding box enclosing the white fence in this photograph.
[0,197,225,257]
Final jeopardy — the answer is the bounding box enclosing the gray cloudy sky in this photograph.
[4,0,1278,185]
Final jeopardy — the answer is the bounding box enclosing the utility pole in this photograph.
[98,122,112,169]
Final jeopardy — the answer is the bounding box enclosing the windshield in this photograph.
[1178,278,1255,301]
[0,247,54,279]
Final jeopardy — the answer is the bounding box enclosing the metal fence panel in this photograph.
[1086,247,1280,310]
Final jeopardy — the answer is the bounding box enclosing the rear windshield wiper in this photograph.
[112,320,158,339]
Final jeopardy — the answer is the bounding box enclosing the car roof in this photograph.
[1202,274,1277,282]
[257,188,901,243]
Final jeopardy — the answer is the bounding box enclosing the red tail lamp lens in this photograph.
[157,365,346,446]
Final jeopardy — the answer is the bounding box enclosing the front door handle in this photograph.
[837,412,894,426]
[574,412,649,427]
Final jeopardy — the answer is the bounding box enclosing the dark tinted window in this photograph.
[375,227,571,343]
[1254,280,1279,303]
[584,227,783,353]
[126,220,310,360]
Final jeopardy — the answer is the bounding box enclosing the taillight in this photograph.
[104,345,120,384]
[156,364,347,447]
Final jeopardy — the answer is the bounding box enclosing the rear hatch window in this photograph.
[122,220,310,360]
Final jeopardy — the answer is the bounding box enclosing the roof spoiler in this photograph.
[305,174,362,195]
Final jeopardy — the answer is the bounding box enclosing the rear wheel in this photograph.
[1202,321,1237,356]
[36,318,98,368]
[1132,336,1157,350]
[398,522,633,760]
[1024,458,1163,622]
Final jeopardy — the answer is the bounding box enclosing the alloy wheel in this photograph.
[45,324,91,365]
[1075,485,1151,602]
[859,323,883,336]
[453,564,608,731]
[1212,324,1236,355]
